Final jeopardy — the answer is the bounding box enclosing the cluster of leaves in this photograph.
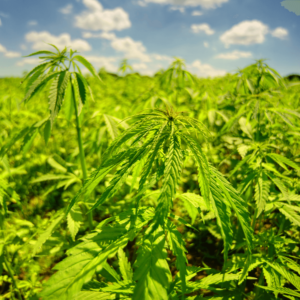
[0,46,300,300]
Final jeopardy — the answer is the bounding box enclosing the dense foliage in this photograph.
[1,46,300,300]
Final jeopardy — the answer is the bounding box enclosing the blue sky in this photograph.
[0,0,299,78]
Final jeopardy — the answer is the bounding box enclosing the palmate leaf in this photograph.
[264,261,300,290]
[22,71,60,104]
[256,285,300,298]
[48,71,70,126]
[133,224,172,300]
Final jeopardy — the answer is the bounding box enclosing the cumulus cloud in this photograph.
[16,58,40,66]
[25,31,91,52]
[74,0,131,31]
[191,23,215,35]
[59,4,73,14]
[151,54,173,62]
[0,44,6,52]
[271,27,289,39]
[203,41,209,48]
[220,20,269,48]
[83,31,151,62]
[20,44,27,50]
[187,60,227,77]
[84,55,118,72]
[215,50,252,60]
[138,0,228,9]
[192,10,203,15]
[28,20,38,26]
[0,43,21,58]
[0,18,2,26]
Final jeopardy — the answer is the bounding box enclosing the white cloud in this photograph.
[137,0,148,6]
[215,50,252,60]
[271,27,289,39]
[5,51,21,58]
[192,10,203,15]
[187,60,227,77]
[204,41,209,48]
[138,0,228,9]
[59,4,73,14]
[220,20,269,48]
[28,20,38,26]
[170,6,185,13]
[75,0,131,31]
[191,23,215,35]
[83,31,150,62]
[25,31,91,52]
[16,58,40,66]
[151,54,173,62]
[84,55,118,72]
[111,37,151,62]
[20,44,27,50]
[0,18,1,26]
[0,43,21,58]
[0,44,6,52]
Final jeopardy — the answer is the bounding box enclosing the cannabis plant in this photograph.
[39,107,254,299]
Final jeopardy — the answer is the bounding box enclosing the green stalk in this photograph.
[71,80,93,230]
[3,255,22,300]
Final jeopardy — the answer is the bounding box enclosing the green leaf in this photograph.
[181,134,210,210]
[267,153,300,171]
[22,71,60,104]
[67,204,83,241]
[33,212,64,256]
[133,225,172,300]
[104,114,119,140]
[44,119,51,144]
[256,285,300,298]
[73,72,86,115]
[166,220,188,298]
[156,131,184,220]
[64,80,74,121]
[48,71,70,125]
[24,50,55,57]
[276,203,300,226]
[72,55,102,84]
[254,171,270,217]
[118,247,133,281]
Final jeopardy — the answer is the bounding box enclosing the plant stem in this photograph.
[71,81,93,230]
[3,255,22,300]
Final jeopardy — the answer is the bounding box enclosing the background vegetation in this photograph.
[1,50,300,299]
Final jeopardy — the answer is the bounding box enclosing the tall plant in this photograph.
[40,107,254,299]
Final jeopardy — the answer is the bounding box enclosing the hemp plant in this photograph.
[39,106,254,299]
[20,44,102,227]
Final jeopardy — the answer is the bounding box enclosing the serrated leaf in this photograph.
[67,204,83,241]
[104,114,119,140]
[118,248,133,281]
